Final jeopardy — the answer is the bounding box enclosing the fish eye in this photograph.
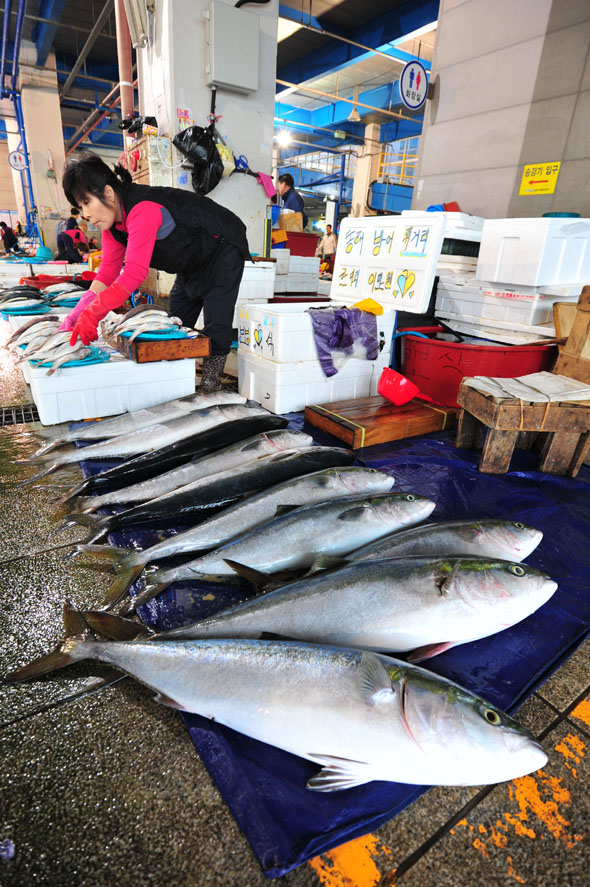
[483,708,501,725]
[406,494,415,501]
[510,565,526,576]
[513,522,524,529]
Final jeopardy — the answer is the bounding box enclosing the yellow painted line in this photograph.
[570,698,590,727]
[308,833,389,887]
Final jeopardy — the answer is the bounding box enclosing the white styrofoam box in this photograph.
[273,275,288,293]
[237,261,275,301]
[317,279,332,296]
[289,255,320,274]
[436,309,555,345]
[238,348,376,414]
[29,355,196,425]
[331,214,446,313]
[476,217,590,286]
[238,302,397,364]
[286,276,318,294]
[402,210,484,232]
[270,248,290,275]
[437,278,581,326]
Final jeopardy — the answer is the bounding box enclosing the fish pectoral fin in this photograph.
[223,559,270,587]
[307,554,347,574]
[337,505,373,522]
[307,754,375,792]
[359,652,395,706]
[407,641,455,663]
[274,504,302,517]
[153,692,185,709]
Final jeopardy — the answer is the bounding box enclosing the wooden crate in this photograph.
[106,333,210,364]
[304,396,456,449]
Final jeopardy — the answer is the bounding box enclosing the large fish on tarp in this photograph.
[65,447,356,544]
[343,519,543,564]
[153,557,556,661]
[19,403,270,483]
[55,412,291,504]
[73,466,397,587]
[77,429,314,512]
[5,625,547,790]
[32,390,247,457]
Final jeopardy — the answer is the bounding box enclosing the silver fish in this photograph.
[5,632,548,790]
[5,315,61,347]
[162,556,557,661]
[46,346,92,376]
[32,390,247,456]
[78,429,315,512]
[346,519,543,564]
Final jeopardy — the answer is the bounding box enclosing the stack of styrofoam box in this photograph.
[27,347,196,425]
[401,211,483,276]
[237,301,396,413]
[272,250,320,295]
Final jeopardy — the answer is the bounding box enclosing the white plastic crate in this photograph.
[237,261,276,301]
[238,302,397,364]
[29,354,196,425]
[238,348,376,414]
[476,217,590,286]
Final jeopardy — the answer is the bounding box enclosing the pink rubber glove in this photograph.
[69,282,129,346]
[57,288,99,331]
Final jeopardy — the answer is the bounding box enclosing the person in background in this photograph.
[65,207,81,231]
[60,152,250,392]
[15,220,24,237]
[54,227,89,263]
[317,224,338,273]
[276,173,308,228]
[0,221,19,252]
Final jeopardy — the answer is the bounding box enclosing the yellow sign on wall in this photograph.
[519,161,561,195]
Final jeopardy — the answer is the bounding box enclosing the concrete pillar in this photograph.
[18,42,68,249]
[349,123,382,217]
[325,199,337,229]
[0,99,28,222]
[414,0,590,218]
[137,0,279,255]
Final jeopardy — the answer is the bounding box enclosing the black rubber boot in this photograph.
[200,354,227,392]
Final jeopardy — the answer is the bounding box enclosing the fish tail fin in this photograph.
[58,512,110,543]
[67,543,133,572]
[118,582,169,615]
[52,480,91,508]
[31,438,63,458]
[103,564,147,608]
[14,463,59,486]
[83,610,151,641]
[3,602,90,684]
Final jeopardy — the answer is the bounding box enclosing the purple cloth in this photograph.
[308,307,378,377]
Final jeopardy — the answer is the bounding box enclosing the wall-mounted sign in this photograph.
[519,161,561,195]
[399,61,428,111]
[8,150,26,171]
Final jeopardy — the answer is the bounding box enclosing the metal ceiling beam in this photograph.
[33,0,68,66]
[0,7,117,38]
[276,79,414,124]
[278,0,438,85]
[59,0,114,100]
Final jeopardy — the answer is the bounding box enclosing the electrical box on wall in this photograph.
[205,1,259,94]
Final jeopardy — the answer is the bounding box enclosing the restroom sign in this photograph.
[519,161,561,195]
[8,150,26,171]
[399,61,428,111]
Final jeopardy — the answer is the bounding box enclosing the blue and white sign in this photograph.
[8,150,27,171]
[399,61,428,111]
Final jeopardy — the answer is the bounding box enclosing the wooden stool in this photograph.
[455,382,590,476]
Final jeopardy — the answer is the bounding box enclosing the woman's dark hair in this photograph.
[76,242,89,254]
[63,152,132,209]
[0,221,7,229]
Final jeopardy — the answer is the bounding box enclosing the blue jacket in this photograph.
[282,187,308,227]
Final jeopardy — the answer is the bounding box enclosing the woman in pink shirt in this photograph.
[60,153,250,391]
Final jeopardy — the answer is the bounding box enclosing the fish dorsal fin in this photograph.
[338,505,373,522]
[223,559,270,587]
[359,653,395,705]
[274,504,301,517]
[306,754,374,792]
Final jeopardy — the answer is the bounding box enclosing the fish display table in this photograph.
[456,381,590,475]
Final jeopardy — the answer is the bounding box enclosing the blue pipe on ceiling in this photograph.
[0,0,13,99]
[11,0,27,93]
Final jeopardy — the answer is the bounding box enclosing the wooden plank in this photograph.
[304,397,455,449]
[106,334,210,363]
[479,429,519,474]
[553,351,590,384]
[455,409,484,449]
[456,383,590,432]
[538,432,585,476]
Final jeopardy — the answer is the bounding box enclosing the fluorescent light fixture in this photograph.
[276,130,291,147]
[277,18,302,42]
[348,86,361,123]
[122,0,150,48]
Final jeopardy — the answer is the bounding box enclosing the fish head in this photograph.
[440,559,558,628]
[329,467,395,495]
[469,520,543,561]
[378,493,436,528]
[396,665,548,784]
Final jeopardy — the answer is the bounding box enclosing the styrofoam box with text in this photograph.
[238,348,378,414]
[436,279,581,326]
[436,309,555,345]
[238,302,397,363]
[29,355,196,425]
[330,213,446,312]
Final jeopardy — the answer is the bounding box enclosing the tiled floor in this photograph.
[0,320,588,886]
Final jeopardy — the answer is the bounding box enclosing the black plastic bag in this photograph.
[172,124,224,195]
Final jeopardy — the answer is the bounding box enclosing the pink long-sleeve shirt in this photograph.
[95,200,175,294]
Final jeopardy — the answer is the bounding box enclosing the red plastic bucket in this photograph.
[400,327,556,408]
[285,232,319,257]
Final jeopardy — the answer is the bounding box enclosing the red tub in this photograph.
[400,326,556,408]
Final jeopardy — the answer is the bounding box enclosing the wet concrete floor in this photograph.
[0,318,588,886]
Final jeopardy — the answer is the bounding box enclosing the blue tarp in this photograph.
[78,419,590,878]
